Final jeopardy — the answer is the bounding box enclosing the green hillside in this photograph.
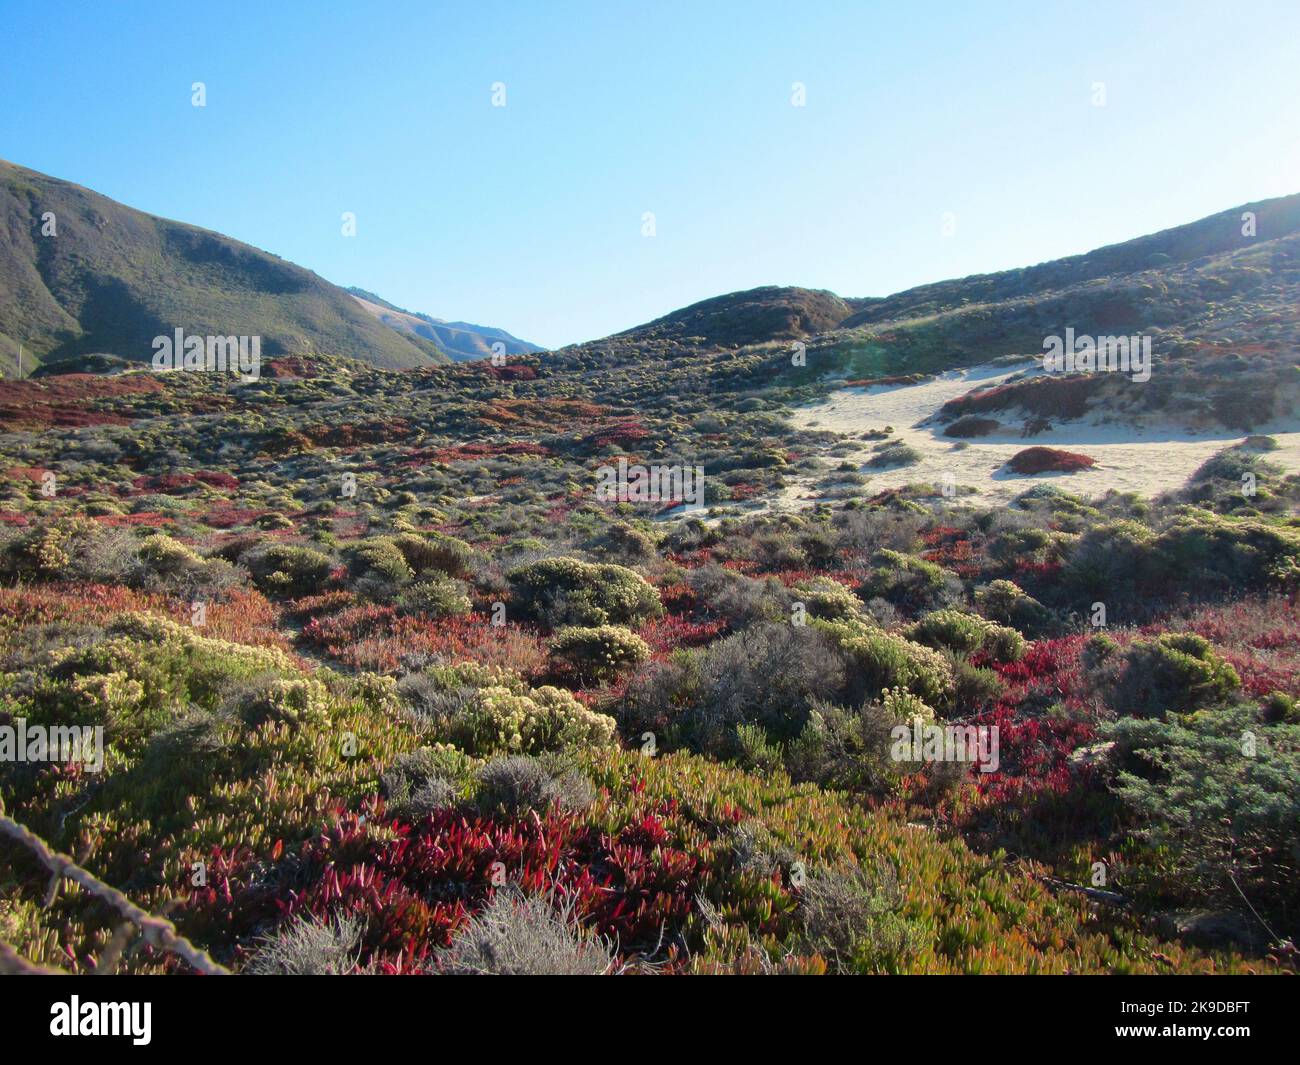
[0,159,447,374]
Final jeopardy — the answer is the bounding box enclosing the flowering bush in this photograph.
[441,684,618,755]
[548,625,651,684]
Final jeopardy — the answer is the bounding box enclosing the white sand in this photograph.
[774,361,1300,507]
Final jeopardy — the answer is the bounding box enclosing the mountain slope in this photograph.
[606,286,861,349]
[347,287,542,362]
[840,192,1300,329]
[0,160,446,374]
[579,192,1300,360]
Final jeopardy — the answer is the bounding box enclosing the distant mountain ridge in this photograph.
[346,287,542,362]
[0,159,446,374]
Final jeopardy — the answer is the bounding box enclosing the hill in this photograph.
[347,287,542,362]
[0,160,447,374]
[605,286,862,348]
[841,192,1300,328]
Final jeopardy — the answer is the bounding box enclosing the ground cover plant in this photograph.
[1,319,1297,977]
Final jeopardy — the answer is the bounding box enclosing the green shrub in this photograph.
[246,543,333,596]
[135,534,237,594]
[396,574,472,618]
[1154,512,1300,593]
[906,609,1021,659]
[798,863,927,974]
[393,531,477,578]
[1107,706,1300,938]
[786,695,926,796]
[507,557,662,627]
[974,579,1052,637]
[443,684,618,755]
[860,550,961,614]
[1064,519,1159,600]
[814,618,955,709]
[733,722,784,773]
[347,537,414,585]
[790,577,863,621]
[1104,632,1241,718]
[548,625,650,684]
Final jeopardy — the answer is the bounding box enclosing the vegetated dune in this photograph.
[782,359,1300,505]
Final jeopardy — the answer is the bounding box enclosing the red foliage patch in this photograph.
[0,374,166,430]
[942,374,1104,422]
[1006,447,1096,475]
[475,362,539,381]
[186,803,702,973]
[428,441,550,464]
[262,356,325,379]
[583,418,651,450]
[303,420,412,448]
[301,605,547,675]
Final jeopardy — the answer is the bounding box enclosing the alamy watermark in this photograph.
[1042,327,1150,382]
[891,717,999,774]
[0,718,105,773]
[151,328,260,381]
[595,458,705,512]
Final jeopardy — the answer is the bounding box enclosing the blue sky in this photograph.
[3,0,1299,348]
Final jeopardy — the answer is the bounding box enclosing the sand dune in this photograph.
[779,361,1300,506]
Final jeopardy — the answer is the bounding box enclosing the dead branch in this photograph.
[0,810,229,975]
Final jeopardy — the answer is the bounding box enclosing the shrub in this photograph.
[475,754,594,815]
[548,625,651,684]
[814,619,955,709]
[974,579,1051,637]
[0,516,120,582]
[222,674,332,731]
[790,577,863,621]
[428,889,615,975]
[733,722,784,773]
[445,684,618,755]
[860,550,962,615]
[507,557,662,628]
[1064,519,1158,601]
[683,623,846,752]
[347,537,414,585]
[725,818,796,878]
[688,563,789,627]
[906,609,1025,663]
[1107,706,1300,940]
[787,699,912,795]
[1261,690,1299,725]
[379,747,466,819]
[135,533,237,595]
[1155,512,1300,593]
[943,416,1001,438]
[1104,632,1241,718]
[798,863,926,973]
[245,543,333,596]
[394,531,477,578]
[244,913,364,975]
[1006,447,1096,475]
[395,574,473,618]
[865,440,922,468]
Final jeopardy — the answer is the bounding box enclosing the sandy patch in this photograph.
[776,362,1300,507]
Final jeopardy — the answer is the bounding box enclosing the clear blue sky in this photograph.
[3,0,1298,349]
